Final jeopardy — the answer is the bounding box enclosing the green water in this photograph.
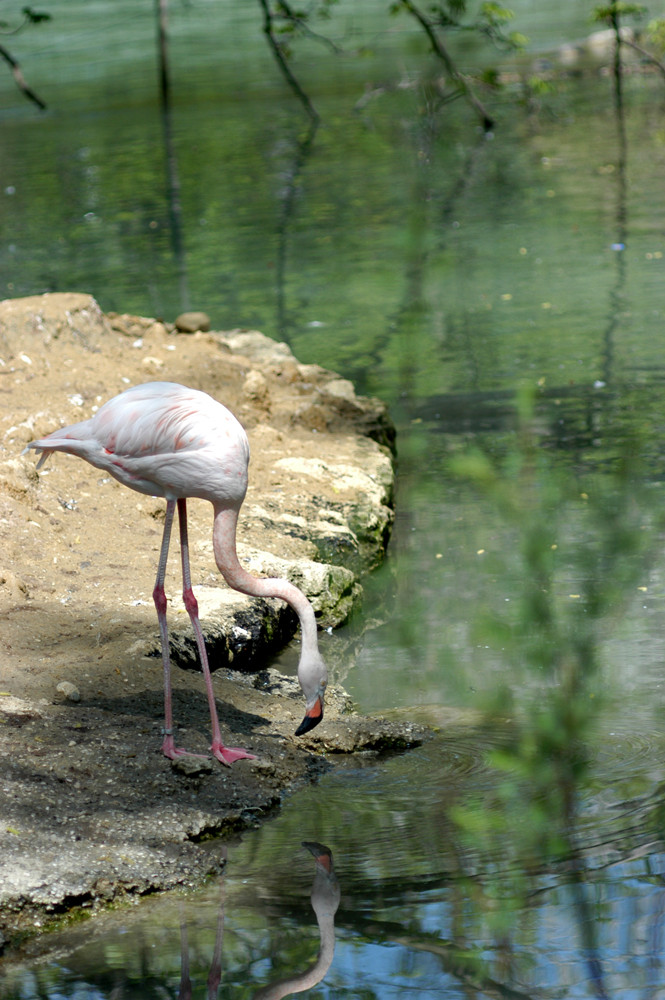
[3,2,665,997]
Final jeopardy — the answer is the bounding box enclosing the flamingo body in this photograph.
[27,381,327,765]
[33,382,249,505]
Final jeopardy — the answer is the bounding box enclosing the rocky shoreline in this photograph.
[0,293,426,950]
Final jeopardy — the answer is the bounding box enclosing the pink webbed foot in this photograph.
[161,734,209,761]
[211,742,257,767]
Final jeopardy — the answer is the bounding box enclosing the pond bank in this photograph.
[0,294,427,949]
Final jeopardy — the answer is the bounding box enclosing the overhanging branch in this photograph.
[397,0,494,131]
[257,0,320,124]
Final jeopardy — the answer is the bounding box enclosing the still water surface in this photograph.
[3,3,665,996]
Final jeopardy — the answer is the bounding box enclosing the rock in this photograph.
[175,311,211,333]
[172,756,214,778]
[218,329,294,362]
[242,370,270,407]
[320,378,357,402]
[238,551,360,627]
[296,715,430,754]
[0,293,110,359]
[271,453,395,574]
[106,313,168,339]
[55,681,80,703]
[0,696,44,720]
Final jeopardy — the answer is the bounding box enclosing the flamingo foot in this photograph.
[161,734,209,760]
[211,742,257,767]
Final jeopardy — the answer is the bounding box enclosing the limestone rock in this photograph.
[0,292,110,359]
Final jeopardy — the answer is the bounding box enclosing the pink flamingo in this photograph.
[26,381,328,765]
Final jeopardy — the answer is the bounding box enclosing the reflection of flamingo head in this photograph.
[302,841,333,868]
[302,841,341,920]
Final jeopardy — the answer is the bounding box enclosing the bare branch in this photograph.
[622,36,665,80]
[257,0,320,124]
[396,0,494,131]
[0,42,46,109]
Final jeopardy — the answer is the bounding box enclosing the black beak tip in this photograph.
[295,711,323,737]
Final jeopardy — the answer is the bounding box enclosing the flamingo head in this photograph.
[295,651,327,736]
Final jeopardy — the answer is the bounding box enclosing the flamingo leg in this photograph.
[177,499,256,765]
[154,499,205,760]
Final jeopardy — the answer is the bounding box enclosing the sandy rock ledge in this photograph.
[0,293,427,949]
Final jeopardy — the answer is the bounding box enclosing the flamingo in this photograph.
[26,381,328,765]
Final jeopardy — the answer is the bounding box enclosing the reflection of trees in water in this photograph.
[370,75,493,394]
[346,30,662,993]
[409,378,665,484]
[387,5,641,451]
[255,0,322,344]
[157,0,189,313]
[273,121,318,344]
[600,3,628,391]
[400,36,663,472]
[152,0,325,324]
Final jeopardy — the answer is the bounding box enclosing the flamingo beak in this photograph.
[295,695,324,736]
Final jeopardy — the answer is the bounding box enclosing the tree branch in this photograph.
[257,0,320,124]
[622,36,665,80]
[0,42,46,109]
[273,0,344,54]
[397,0,494,131]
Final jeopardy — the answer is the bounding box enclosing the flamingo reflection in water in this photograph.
[253,842,341,999]
[178,841,340,999]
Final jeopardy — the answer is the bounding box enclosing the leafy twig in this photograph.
[272,0,344,55]
[0,6,51,36]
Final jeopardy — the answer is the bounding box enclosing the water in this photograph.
[3,2,665,996]
[5,733,665,995]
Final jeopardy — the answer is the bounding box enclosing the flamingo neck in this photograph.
[212,505,320,657]
[252,925,335,999]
